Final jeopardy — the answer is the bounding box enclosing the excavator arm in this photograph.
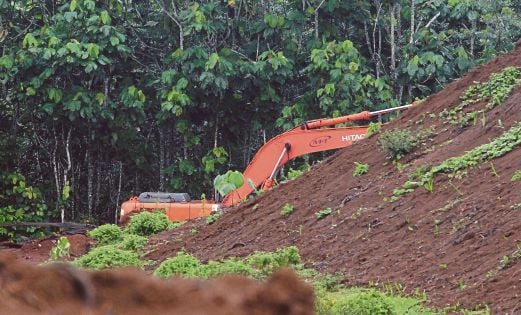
[120,104,411,222]
[223,104,412,205]
[222,125,370,205]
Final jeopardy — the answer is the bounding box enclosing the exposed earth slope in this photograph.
[145,45,521,313]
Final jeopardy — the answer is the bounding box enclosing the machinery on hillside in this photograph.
[119,104,412,222]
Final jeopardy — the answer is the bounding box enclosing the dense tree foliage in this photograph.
[1,0,520,232]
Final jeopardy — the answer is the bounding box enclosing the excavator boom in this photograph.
[120,104,411,222]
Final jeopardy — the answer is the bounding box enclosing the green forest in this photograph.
[1,0,521,235]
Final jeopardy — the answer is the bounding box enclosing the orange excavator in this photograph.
[120,104,412,222]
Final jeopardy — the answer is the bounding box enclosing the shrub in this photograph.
[120,233,147,251]
[126,211,173,236]
[0,172,47,241]
[247,246,301,276]
[512,170,521,181]
[49,236,71,261]
[153,252,203,278]
[205,212,221,225]
[73,245,144,270]
[331,289,394,315]
[315,207,332,219]
[280,203,295,217]
[287,167,305,180]
[353,162,369,177]
[88,224,123,246]
[378,129,417,160]
[203,259,255,278]
[366,122,382,138]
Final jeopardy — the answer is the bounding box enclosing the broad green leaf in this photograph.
[48,88,62,103]
[176,78,188,90]
[206,53,219,70]
[0,55,13,69]
[87,43,100,59]
[26,87,36,96]
[22,33,38,48]
[70,0,77,12]
[227,171,244,189]
[95,92,105,105]
[100,11,111,25]
[42,103,54,114]
[348,62,359,73]
[110,36,119,46]
[220,183,235,196]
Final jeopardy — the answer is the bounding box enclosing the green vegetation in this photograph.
[280,203,295,217]
[511,170,521,181]
[329,289,393,315]
[120,233,148,251]
[315,207,333,219]
[0,172,48,241]
[378,129,418,160]
[286,166,307,181]
[49,236,71,262]
[73,212,176,268]
[366,122,382,138]
[441,67,521,126]
[154,246,300,279]
[213,170,244,197]
[74,245,145,270]
[88,224,123,245]
[126,211,174,236]
[353,162,369,177]
[205,212,222,225]
[393,121,521,199]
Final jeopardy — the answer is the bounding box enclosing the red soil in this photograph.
[0,234,92,263]
[0,254,314,315]
[144,46,521,313]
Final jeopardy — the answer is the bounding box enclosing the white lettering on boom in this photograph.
[342,134,365,142]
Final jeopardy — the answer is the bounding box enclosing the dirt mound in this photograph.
[0,254,314,315]
[0,234,92,263]
[145,46,521,313]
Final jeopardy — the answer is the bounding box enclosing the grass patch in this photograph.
[88,224,123,245]
[511,169,521,181]
[391,121,521,200]
[205,212,221,225]
[154,246,301,279]
[315,207,332,219]
[280,203,295,217]
[73,245,145,270]
[440,67,521,126]
[126,211,174,236]
[353,162,369,177]
[378,129,418,160]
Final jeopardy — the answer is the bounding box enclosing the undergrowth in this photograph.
[205,212,221,224]
[154,246,300,279]
[391,121,521,200]
[73,211,175,268]
[353,162,369,177]
[280,203,295,217]
[88,224,123,245]
[315,207,333,219]
[511,170,521,181]
[73,245,145,270]
[378,129,418,160]
[126,211,174,236]
[152,246,490,315]
[440,67,521,126]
